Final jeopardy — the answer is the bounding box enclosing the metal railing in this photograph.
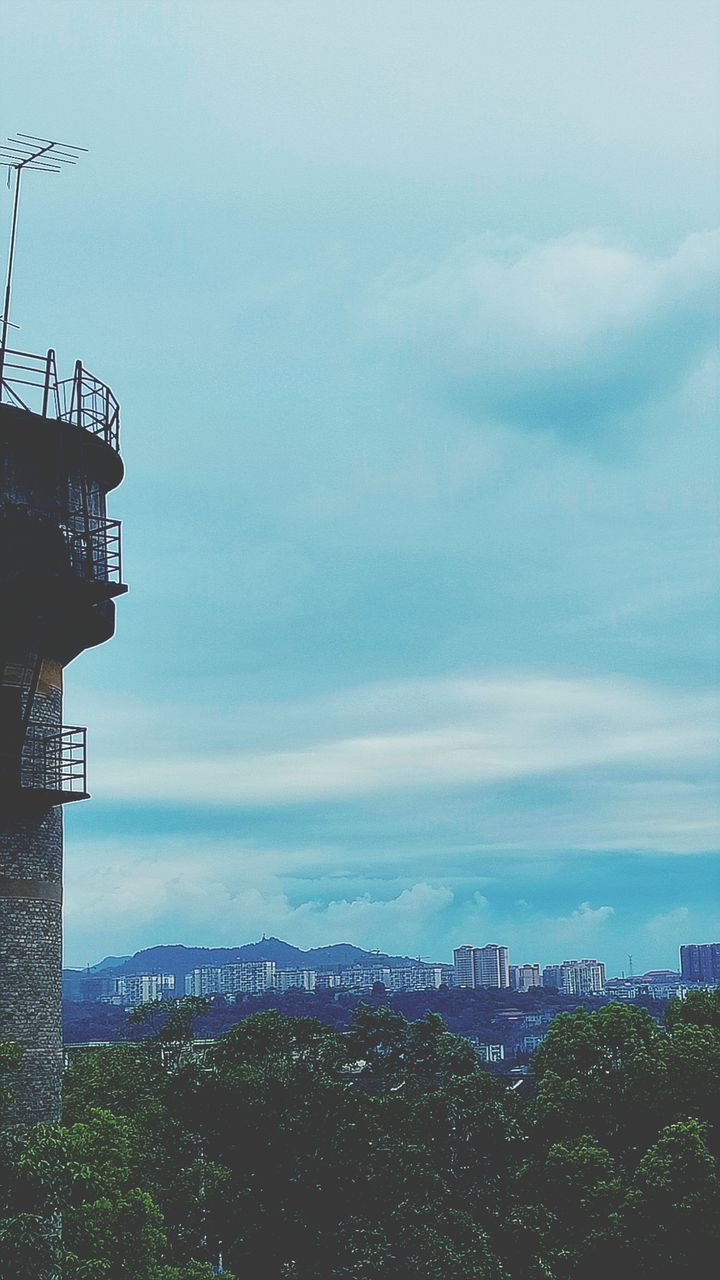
[60,511,123,586]
[0,346,120,451]
[21,724,87,795]
[0,501,123,588]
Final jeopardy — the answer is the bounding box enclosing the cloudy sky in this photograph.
[2,1,718,972]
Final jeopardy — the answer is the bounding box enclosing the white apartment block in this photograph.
[184,961,277,998]
[453,944,510,989]
[388,965,455,992]
[340,966,393,990]
[471,1041,505,1063]
[274,968,317,992]
[509,964,542,992]
[114,973,175,1007]
[518,1034,545,1056]
[542,960,606,997]
[315,972,343,989]
[605,977,688,1001]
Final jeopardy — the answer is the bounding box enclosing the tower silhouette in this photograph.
[0,136,126,1127]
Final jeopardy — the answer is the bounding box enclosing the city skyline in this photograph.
[69,929,718,984]
[2,2,718,976]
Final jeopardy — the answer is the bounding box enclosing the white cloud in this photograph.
[63,838,454,966]
[644,906,690,941]
[84,672,718,816]
[365,230,720,423]
[559,901,615,929]
[523,901,616,956]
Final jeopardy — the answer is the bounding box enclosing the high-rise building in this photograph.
[509,963,542,992]
[542,960,605,997]
[453,946,476,987]
[453,944,510,989]
[680,943,720,985]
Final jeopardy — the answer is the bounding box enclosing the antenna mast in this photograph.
[0,133,87,388]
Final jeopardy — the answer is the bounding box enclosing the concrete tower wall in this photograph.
[1,397,125,1130]
[0,660,63,1127]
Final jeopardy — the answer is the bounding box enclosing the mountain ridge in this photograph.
[64,938,437,989]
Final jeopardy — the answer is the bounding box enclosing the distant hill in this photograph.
[91,955,131,971]
[67,938,432,992]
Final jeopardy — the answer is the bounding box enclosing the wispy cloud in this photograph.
[365,230,720,428]
[83,672,717,814]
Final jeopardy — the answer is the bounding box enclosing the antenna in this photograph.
[0,134,87,385]
[628,953,634,978]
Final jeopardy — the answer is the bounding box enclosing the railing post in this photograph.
[74,359,83,428]
[41,349,53,417]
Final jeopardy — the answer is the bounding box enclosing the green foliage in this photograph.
[128,998,212,1069]
[0,1040,20,1111]
[531,1003,669,1154]
[2,999,720,1278]
[625,1119,720,1278]
[665,985,720,1034]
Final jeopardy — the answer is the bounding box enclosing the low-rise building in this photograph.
[467,1040,504,1063]
[605,975,689,1001]
[517,1034,545,1056]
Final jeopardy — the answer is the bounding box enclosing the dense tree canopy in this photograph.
[1,994,719,1278]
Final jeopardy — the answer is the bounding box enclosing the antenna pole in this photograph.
[0,165,22,390]
[0,135,86,395]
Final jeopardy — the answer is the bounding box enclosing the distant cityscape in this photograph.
[64,938,720,1010]
[60,937,720,1076]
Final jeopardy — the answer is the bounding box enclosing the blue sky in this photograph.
[2,1,718,973]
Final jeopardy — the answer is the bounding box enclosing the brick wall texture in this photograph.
[0,661,64,1128]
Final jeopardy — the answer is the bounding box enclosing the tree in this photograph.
[665,987,720,1035]
[624,1119,720,1278]
[128,998,211,1070]
[531,1003,669,1157]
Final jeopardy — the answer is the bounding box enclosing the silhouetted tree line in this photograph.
[2,990,719,1279]
[62,983,619,1048]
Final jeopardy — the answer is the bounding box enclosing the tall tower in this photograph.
[0,135,126,1127]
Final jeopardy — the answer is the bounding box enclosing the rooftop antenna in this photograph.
[628,954,634,978]
[0,133,87,385]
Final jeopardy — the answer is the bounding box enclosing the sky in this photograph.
[1,0,718,973]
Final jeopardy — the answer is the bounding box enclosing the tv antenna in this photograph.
[0,134,87,379]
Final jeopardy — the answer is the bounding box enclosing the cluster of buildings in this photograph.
[452,946,606,998]
[66,940,720,1013]
[184,960,454,1000]
[99,960,456,1008]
